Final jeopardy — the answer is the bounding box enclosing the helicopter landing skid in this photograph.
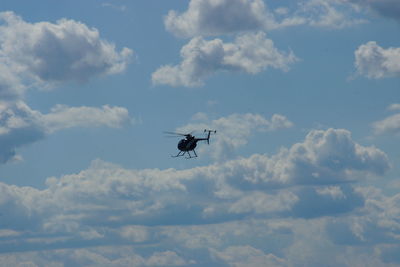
[172,150,197,159]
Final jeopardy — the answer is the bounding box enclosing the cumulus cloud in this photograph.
[164,0,275,38]
[326,187,400,260]
[0,12,134,164]
[0,63,23,100]
[0,11,133,94]
[164,0,366,38]
[0,127,393,265]
[0,128,389,230]
[0,101,131,163]
[0,101,44,163]
[152,32,298,87]
[159,0,371,87]
[354,41,400,79]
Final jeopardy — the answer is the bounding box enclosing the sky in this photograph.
[0,0,399,266]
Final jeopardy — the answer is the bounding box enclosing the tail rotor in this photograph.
[204,129,217,144]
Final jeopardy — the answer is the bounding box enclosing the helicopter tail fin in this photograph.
[204,129,216,144]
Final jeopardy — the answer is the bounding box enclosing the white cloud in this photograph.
[0,63,24,100]
[388,103,400,111]
[146,251,188,266]
[101,3,127,12]
[164,0,367,38]
[298,0,366,28]
[211,245,286,267]
[176,112,293,160]
[0,247,189,267]
[160,0,371,87]
[0,101,44,163]
[228,191,299,214]
[0,101,131,163]
[354,41,400,79]
[372,113,400,136]
[326,187,400,256]
[152,32,298,87]
[0,128,389,229]
[0,11,133,93]
[0,128,394,265]
[164,0,275,38]
[0,12,134,164]
[345,0,400,21]
[42,104,131,133]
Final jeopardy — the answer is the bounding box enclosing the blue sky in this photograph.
[0,0,399,266]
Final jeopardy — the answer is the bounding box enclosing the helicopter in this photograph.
[165,129,216,158]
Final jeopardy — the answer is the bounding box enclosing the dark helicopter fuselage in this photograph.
[177,137,199,152]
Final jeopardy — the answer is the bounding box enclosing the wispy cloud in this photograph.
[101,3,127,12]
[372,105,400,136]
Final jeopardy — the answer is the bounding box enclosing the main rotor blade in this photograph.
[163,131,189,136]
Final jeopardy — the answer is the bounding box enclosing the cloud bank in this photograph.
[0,128,395,265]
[0,128,389,229]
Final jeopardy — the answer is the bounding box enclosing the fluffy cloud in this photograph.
[0,11,132,92]
[164,0,275,38]
[176,112,293,160]
[0,128,389,229]
[164,0,366,38]
[0,101,44,163]
[152,32,297,87]
[326,187,400,262]
[0,101,131,163]
[0,12,134,164]
[159,0,371,87]
[354,41,400,79]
